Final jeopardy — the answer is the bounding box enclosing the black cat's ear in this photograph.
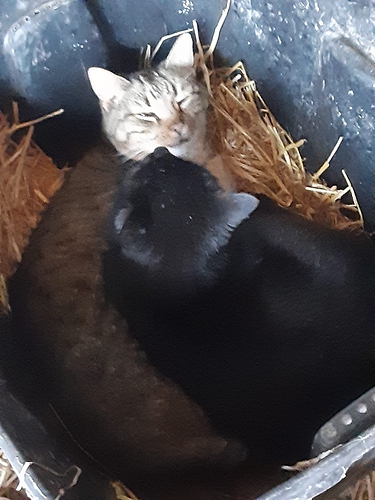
[114,208,130,234]
[226,193,259,231]
[212,193,259,254]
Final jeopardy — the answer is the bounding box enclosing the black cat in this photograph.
[104,147,375,464]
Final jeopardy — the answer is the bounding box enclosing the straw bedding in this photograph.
[197,51,363,233]
[0,104,65,313]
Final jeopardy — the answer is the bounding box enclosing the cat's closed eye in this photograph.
[176,97,189,109]
[135,112,159,122]
[87,33,211,165]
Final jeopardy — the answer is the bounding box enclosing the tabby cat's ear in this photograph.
[87,67,128,109]
[165,33,194,69]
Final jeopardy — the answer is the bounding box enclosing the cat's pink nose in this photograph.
[171,122,186,136]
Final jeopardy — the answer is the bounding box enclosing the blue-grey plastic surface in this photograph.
[257,424,375,500]
[312,387,375,457]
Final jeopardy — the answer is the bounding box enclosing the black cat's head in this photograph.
[111,148,259,295]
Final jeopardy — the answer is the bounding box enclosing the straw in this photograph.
[0,103,66,302]
[192,4,363,232]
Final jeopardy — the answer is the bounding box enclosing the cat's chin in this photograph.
[166,143,206,165]
[165,144,185,156]
[122,144,191,162]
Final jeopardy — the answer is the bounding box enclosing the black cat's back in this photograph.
[218,199,375,455]
[105,150,375,463]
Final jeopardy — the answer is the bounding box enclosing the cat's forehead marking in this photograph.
[124,68,200,114]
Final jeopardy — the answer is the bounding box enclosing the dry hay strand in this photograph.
[112,481,140,500]
[0,103,66,310]
[192,19,363,232]
[336,471,375,500]
[0,449,28,500]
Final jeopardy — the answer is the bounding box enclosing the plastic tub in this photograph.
[0,1,374,498]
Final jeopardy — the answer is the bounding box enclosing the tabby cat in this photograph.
[88,33,235,190]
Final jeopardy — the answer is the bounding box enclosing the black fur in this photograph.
[104,148,375,464]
